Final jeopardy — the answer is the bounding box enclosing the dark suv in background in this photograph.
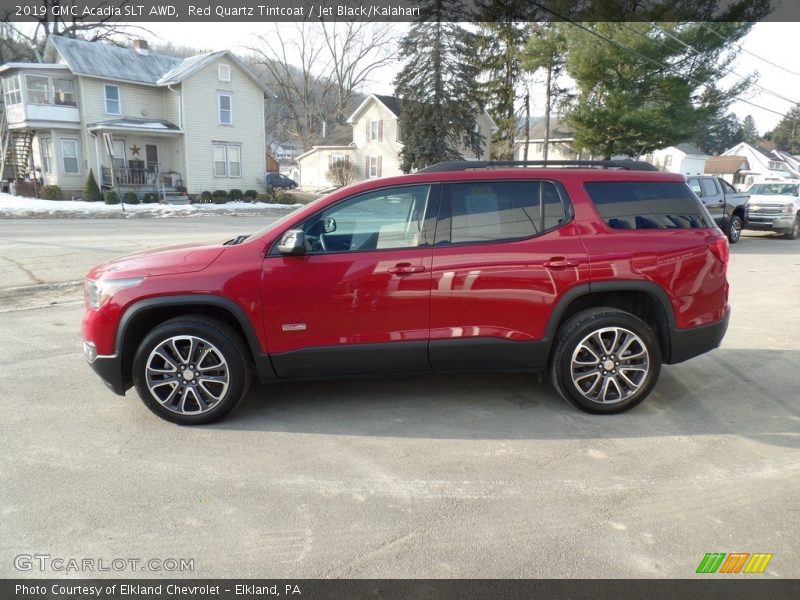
[265,172,298,189]
[82,160,730,424]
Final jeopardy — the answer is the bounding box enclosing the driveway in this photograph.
[1,222,798,578]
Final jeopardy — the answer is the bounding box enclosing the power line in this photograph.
[528,2,792,119]
[604,0,799,107]
[700,22,800,80]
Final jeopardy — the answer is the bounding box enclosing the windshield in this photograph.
[748,183,799,196]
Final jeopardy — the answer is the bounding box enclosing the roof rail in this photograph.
[417,159,660,173]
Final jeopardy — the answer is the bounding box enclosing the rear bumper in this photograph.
[83,341,127,396]
[667,308,730,364]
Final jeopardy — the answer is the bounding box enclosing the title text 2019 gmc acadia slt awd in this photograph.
[82,161,730,424]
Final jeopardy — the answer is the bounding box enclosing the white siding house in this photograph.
[297,94,495,189]
[647,144,708,175]
[721,142,800,188]
[0,37,266,199]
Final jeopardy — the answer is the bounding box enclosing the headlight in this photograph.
[784,203,795,214]
[85,277,144,309]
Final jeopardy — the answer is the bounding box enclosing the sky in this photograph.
[140,20,799,135]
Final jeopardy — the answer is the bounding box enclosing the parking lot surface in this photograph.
[1,219,798,578]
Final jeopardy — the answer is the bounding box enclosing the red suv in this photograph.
[82,161,730,424]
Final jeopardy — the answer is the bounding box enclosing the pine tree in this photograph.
[741,115,760,145]
[765,105,800,153]
[472,2,532,160]
[560,17,763,159]
[394,1,484,171]
[83,169,102,202]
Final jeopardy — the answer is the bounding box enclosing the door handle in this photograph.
[544,257,578,269]
[388,263,426,275]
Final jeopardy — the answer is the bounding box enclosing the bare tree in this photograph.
[2,1,150,62]
[248,21,398,150]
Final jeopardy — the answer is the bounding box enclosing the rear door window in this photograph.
[441,180,569,245]
[700,178,718,198]
[584,181,714,230]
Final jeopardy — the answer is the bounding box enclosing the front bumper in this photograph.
[745,213,794,231]
[667,308,730,364]
[83,341,127,396]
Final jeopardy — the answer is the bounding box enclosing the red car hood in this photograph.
[87,240,226,279]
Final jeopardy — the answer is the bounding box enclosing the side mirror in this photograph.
[323,217,337,233]
[277,229,306,255]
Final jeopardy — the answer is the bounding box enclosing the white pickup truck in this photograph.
[744,181,800,240]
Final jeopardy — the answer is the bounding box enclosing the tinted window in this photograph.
[585,181,714,230]
[700,178,718,197]
[301,185,430,253]
[447,181,567,244]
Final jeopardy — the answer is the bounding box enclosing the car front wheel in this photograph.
[785,216,800,240]
[550,308,661,414]
[133,317,252,424]
[726,214,742,244]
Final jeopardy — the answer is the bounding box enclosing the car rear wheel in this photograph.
[726,214,742,244]
[133,317,252,424]
[550,308,661,414]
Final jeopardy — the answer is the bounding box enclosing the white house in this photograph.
[721,142,799,188]
[1,37,267,200]
[297,94,496,189]
[514,118,595,161]
[646,143,708,175]
[704,155,751,188]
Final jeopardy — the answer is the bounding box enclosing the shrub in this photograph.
[212,189,228,204]
[142,192,159,204]
[243,189,258,201]
[260,188,295,205]
[83,170,102,202]
[104,191,120,205]
[200,190,213,203]
[40,185,62,200]
[326,161,359,188]
[123,191,139,204]
[229,189,243,201]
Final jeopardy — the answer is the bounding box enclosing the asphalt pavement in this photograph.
[0,219,798,578]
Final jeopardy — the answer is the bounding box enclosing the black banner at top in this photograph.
[0,0,794,23]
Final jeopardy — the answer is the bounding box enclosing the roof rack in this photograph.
[417,159,660,173]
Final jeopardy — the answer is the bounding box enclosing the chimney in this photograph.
[133,40,149,55]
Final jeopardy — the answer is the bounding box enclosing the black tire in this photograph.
[784,216,800,240]
[550,308,662,414]
[726,214,742,244]
[132,317,252,425]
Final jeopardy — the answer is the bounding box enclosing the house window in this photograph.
[39,137,53,174]
[26,75,49,104]
[60,139,80,174]
[218,94,232,125]
[395,121,402,143]
[3,75,22,105]
[664,155,673,166]
[104,84,121,114]
[368,155,381,178]
[228,145,241,177]
[218,64,231,82]
[53,78,75,106]
[369,120,380,141]
[330,154,346,165]
[212,143,242,177]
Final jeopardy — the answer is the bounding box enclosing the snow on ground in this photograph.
[0,193,302,218]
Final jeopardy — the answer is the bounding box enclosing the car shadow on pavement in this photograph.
[211,348,800,449]
[734,233,800,254]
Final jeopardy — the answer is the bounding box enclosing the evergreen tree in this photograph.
[741,115,760,145]
[522,23,569,160]
[394,1,484,171]
[560,11,765,159]
[83,169,102,202]
[694,112,744,155]
[765,105,800,153]
[472,1,535,160]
